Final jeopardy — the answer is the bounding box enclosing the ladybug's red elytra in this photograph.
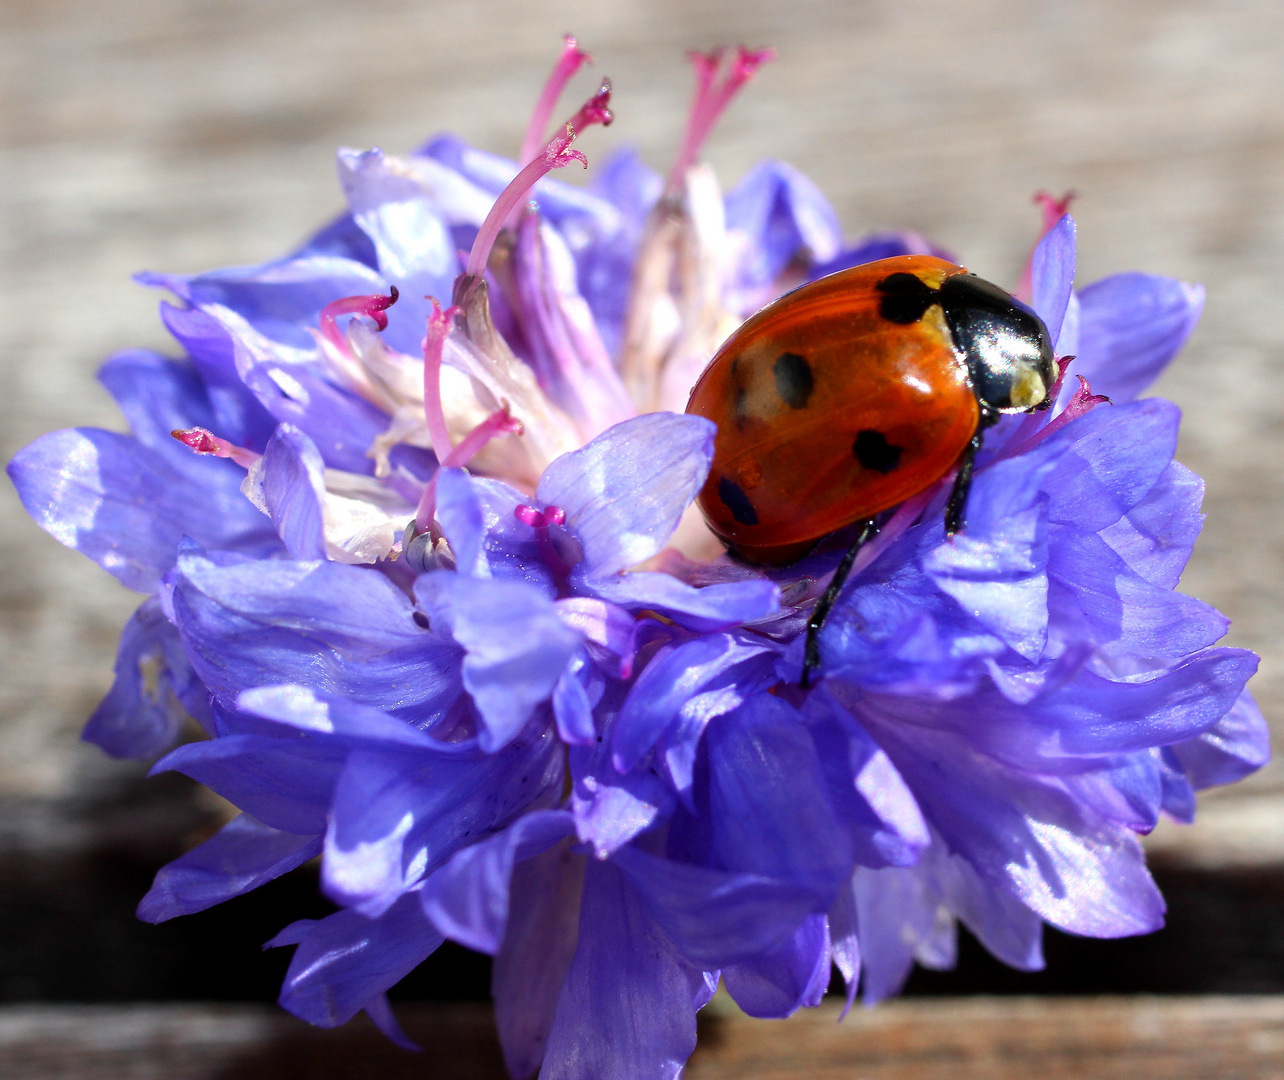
[684,254,1057,684]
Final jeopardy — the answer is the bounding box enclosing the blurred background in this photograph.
[3,0,1284,1075]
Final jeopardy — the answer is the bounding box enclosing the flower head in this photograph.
[7,40,1263,1079]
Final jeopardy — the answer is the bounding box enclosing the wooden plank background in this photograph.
[3,998,1284,1080]
[3,2,1284,1075]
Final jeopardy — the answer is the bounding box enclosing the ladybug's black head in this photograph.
[938,274,1056,413]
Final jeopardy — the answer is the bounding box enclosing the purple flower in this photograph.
[7,41,1264,1080]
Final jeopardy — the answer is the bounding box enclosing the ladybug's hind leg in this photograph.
[944,404,1000,536]
[801,518,879,689]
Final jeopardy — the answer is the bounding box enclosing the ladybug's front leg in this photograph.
[800,517,879,689]
[944,403,1000,536]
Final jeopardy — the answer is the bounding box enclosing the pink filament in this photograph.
[1036,190,1077,231]
[468,130,584,280]
[442,407,524,470]
[993,354,1086,460]
[421,298,460,465]
[464,82,613,281]
[414,406,524,533]
[665,46,776,195]
[519,35,593,167]
[563,78,614,139]
[1004,374,1110,459]
[171,428,260,469]
[514,505,565,529]
[318,287,399,355]
[1016,190,1076,302]
[514,504,572,579]
[496,78,615,235]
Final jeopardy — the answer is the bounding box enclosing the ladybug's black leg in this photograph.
[944,404,1000,537]
[801,517,879,689]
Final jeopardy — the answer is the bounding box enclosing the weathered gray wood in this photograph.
[2,1,1283,857]
[692,996,1284,1080]
[1,998,1283,1080]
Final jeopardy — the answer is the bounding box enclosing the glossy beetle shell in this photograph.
[687,255,988,563]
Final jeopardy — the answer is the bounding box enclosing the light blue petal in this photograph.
[322,726,562,916]
[415,572,579,751]
[722,914,830,1019]
[539,413,716,578]
[585,571,779,633]
[172,549,462,722]
[260,424,328,561]
[8,428,274,592]
[418,810,575,953]
[541,860,701,1080]
[269,893,444,1030]
[237,684,444,751]
[1073,272,1204,404]
[613,633,779,796]
[707,695,853,902]
[856,708,1165,938]
[1031,214,1076,349]
[1171,688,1271,789]
[151,734,342,835]
[138,813,321,922]
[614,846,820,969]
[85,597,208,759]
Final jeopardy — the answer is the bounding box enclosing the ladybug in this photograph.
[685,254,1056,684]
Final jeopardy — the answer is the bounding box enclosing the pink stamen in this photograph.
[467,127,584,281]
[413,406,524,533]
[1016,190,1076,302]
[1003,374,1111,459]
[171,428,260,469]
[318,287,399,355]
[442,406,523,469]
[1047,353,1077,402]
[463,82,613,283]
[514,503,572,579]
[1036,189,1077,231]
[995,354,1075,456]
[501,78,614,232]
[421,298,460,465]
[513,504,565,529]
[664,46,776,195]
[518,35,593,167]
[563,78,614,137]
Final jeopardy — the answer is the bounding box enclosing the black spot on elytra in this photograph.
[718,477,759,525]
[773,351,814,409]
[877,272,938,324]
[853,429,903,474]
